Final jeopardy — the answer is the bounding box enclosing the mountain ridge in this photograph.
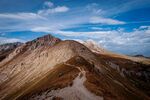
[0,34,150,100]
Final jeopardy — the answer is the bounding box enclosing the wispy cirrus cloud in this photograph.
[0,0,149,34]
[1,0,149,34]
[90,16,125,25]
[0,1,127,33]
[88,0,150,16]
[0,13,46,20]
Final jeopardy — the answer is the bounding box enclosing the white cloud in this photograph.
[38,1,69,15]
[53,26,150,56]
[56,27,149,45]
[0,12,49,32]
[91,27,103,30]
[38,6,69,15]
[0,1,127,33]
[90,16,125,25]
[86,3,103,15]
[53,6,69,13]
[91,0,150,16]
[31,26,58,32]
[0,13,46,20]
[44,1,54,8]
[0,37,25,44]
[139,26,150,30]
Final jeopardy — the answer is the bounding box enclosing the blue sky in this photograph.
[0,0,150,56]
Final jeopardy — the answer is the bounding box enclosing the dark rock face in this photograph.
[124,63,150,96]
[0,42,23,61]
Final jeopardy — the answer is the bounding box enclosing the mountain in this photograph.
[0,34,150,100]
[78,39,108,54]
[79,40,150,65]
[133,55,150,59]
[0,42,23,62]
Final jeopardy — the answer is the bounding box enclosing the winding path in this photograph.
[30,63,103,100]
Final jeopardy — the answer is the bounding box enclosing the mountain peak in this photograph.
[36,34,57,41]
[25,34,61,50]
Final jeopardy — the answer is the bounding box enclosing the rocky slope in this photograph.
[0,42,23,62]
[0,34,150,100]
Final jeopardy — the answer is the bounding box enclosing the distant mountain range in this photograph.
[0,34,150,100]
[0,42,23,62]
[132,55,150,59]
